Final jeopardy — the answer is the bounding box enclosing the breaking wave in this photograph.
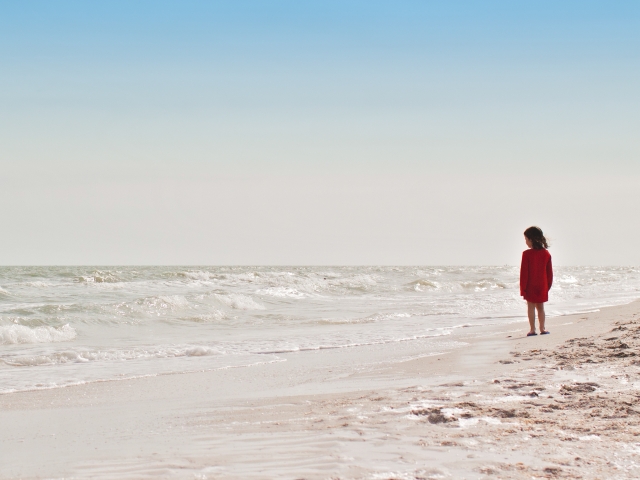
[0,324,77,345]
[215,293,265,310]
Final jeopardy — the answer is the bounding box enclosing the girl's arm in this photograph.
[520,252,528,297]
[547,256,553,290]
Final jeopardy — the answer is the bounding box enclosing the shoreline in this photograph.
[3,294,636,398]
[2,300,640,478]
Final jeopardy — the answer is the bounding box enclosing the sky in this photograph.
[1,1,639,265]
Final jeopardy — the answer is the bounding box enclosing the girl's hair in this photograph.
[524,226,549,249]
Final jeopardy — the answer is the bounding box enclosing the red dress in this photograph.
[520,248,553,303]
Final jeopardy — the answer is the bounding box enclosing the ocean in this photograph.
[1,266,639,394]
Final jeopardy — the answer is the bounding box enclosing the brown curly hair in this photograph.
[524,226,549,249]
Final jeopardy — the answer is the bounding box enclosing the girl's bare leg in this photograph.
[536,303,547,333]
[527,301,536,334]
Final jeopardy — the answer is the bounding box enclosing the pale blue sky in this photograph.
[1,1,639,264]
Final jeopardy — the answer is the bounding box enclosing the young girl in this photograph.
[520,226,553,336]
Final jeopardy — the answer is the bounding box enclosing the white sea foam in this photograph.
[215,293,265,310]
[183,311,227,322]
[121,294,193,317]
[77,271,123,283]
[157,295,190,307]
[22,281,52,288]
[2,344,221,366]
[256,287,309,298]
[179,270,215,281]
[328,274,378,291]
[0,324,77,345]
[408,279,439,291]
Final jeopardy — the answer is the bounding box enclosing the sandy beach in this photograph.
[3,1,639,478]
[1,300,639,479]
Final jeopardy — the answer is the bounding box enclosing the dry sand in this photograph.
[2,301,640,479]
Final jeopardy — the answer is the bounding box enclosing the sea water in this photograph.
[1,266,639,394]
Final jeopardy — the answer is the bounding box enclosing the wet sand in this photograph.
[2,301,640,479]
